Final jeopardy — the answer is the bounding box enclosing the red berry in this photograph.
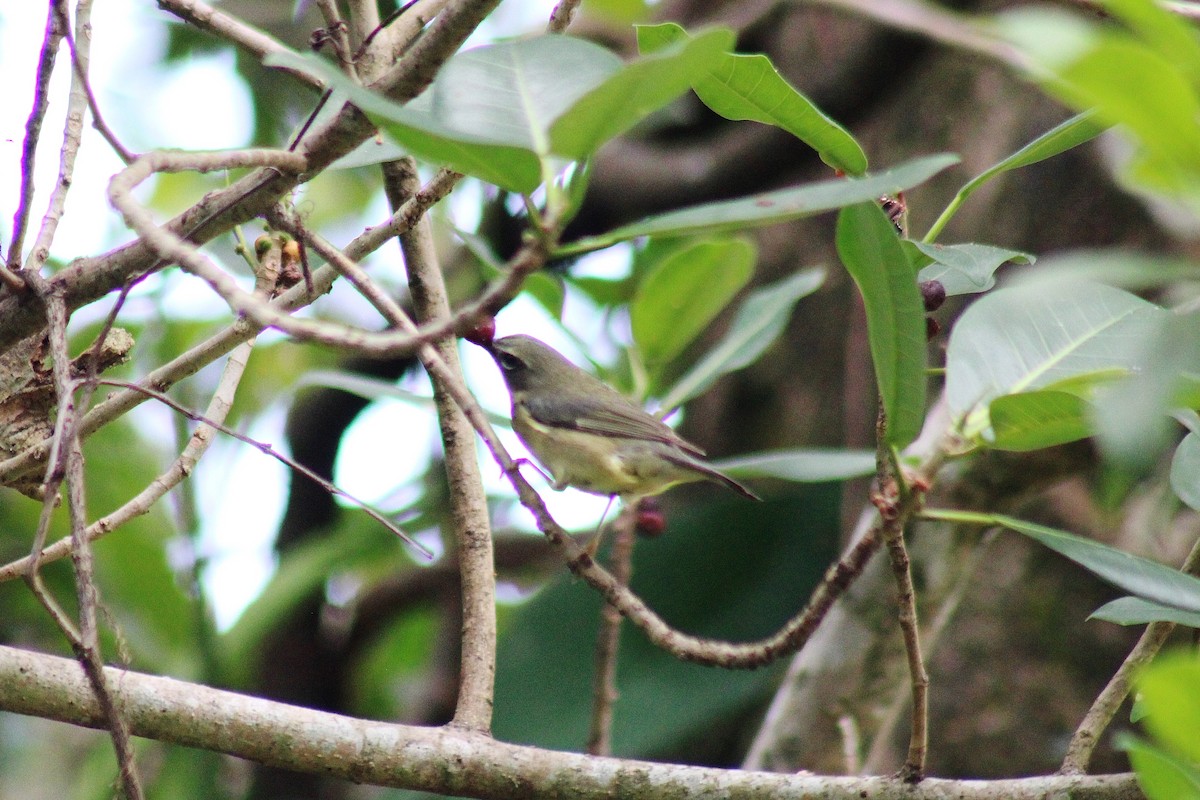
[635,502,667,538]
[925,316,941,341]
[462,316,496,347]
[920,280,946,312]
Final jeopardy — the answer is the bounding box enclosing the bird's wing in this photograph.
[523,395,707,457]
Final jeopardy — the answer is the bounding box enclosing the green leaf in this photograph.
[1103,0,1200,87]
[913,242,1034,296]
[1171,433,1200,512]
[658,267,825,412]
[1007,250,1200,291]
[944,281,1163,431]
[999,9,1200,209]
[1121,734,1200,800]
[1138,653,1200,764]
[559,154,959,254]
[836,202,927,447]
[1092,310,1200,470]
[713,448,876,482]
[1091,596,1200,628]
[548,28,734,160]
[631,237,755,366]
[267,50,547,192]
[992,514,1200,616]
[635,22,866,174]
[987,390,1091,451]
[268,32,731,193]
[924,111,1108,242]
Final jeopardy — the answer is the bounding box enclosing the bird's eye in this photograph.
[497,352,524,372]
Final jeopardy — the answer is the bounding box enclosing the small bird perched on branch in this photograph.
[472,332,759,503]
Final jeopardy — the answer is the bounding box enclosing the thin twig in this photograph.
[23,270,144,799]
[109,149,535,359]
[60,0,134,164]
[26,0,97,275]
[158,0,324,90]
[0,341,254,583]
[1060,533,1200,774]
[547,0,584,33]
[314,0,359,79]
[587,505,636,756]
[7,3,66,275]
[0,0,500,356]
[872,409,929,782]
[97,379,431,557]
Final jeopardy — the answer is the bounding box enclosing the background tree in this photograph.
[1,1,1199,799]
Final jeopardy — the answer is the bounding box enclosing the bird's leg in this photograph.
[584,495,619,557]
[504,457,556,487]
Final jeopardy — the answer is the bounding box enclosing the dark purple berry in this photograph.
[920,280,946,312]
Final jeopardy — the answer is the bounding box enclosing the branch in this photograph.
[384,157,496,731]
[1060,532,1200,774]
[872,409,930,782]
[157,0,324,90]
[25,0,102,276]
[6,3,65,277]
[587,505,636,756]
[0,0,502,353]
[0,645,1145,800]
[0,166,458,493]
[21,270,144,799]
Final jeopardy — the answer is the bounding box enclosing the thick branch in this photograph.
[0,644,1144,800]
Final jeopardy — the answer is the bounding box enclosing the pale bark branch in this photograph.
[0,644,1145,800]
[386,157,497,732]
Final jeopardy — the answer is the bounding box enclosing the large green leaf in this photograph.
[1137,653,1200,765]
[268,49,545,192]
[999,7,1200,209]
[631,237,756,366]
[1092,310,1200,470]
[558,154,959,254]
[944,281,1163,433]
[1171,432,1200,512]
[912,242,1033,296]
[267,31,731,193]
[1102,0,1200,88]
[836,202,927,447]
[548,29,734,160]
[657,267,825,412]
[636,22,867,174]
[1121,734,1200,800]
[987,389,1091,451]
[1006,250,1200,291]
[923,112,1108,242]
[713,448,876,482]
[1091,596,1200,628]
[992,514,1200,616]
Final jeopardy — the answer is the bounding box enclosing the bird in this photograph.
[478,334,759,503]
